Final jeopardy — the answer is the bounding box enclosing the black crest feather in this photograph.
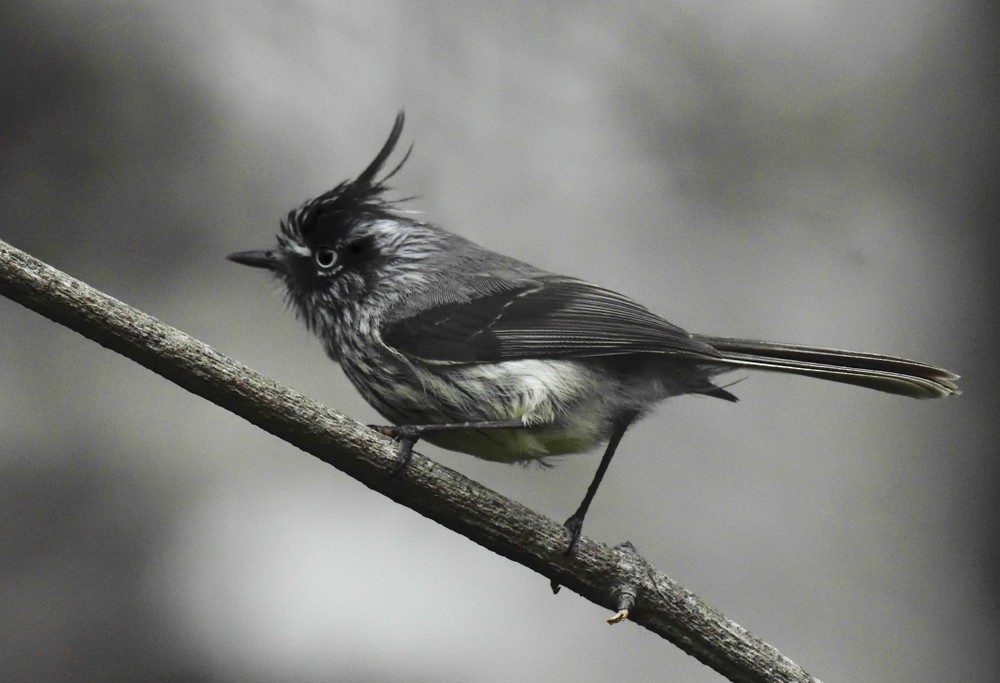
[289,111,412,238]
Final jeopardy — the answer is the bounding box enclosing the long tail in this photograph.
[694,336,960,399]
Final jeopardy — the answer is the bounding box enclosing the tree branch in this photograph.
[0,238,822,683]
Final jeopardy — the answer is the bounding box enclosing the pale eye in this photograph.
[314,248,337,269]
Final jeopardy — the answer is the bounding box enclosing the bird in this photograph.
[228,111,959,552]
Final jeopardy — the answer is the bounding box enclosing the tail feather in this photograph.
[695,336,960,399]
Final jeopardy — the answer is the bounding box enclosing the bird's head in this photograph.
[228,111,441,332]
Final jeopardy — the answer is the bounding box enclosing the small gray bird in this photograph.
[228,112,958,551]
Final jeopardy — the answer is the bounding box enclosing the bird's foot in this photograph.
[562,514,584,556]
[368,424,424,478]
[550,514,585,594]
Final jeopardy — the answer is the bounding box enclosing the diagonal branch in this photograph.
[0,238,822,683]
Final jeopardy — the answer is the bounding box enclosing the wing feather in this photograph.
[382,277,721,363]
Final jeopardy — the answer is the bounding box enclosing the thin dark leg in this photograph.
[550,411,637,594]
[562,411,638,554]
[372,418,526,477]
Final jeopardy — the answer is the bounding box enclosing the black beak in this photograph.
[227,250,282,270]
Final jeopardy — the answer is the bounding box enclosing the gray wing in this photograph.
[382,277,723,363]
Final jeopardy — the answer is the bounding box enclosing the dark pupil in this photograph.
[315,249,336,268]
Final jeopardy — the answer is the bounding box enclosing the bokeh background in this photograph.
[2,2,997,681]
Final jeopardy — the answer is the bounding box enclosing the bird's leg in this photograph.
[371,418,526,477]
[561,411,638,554]
[550,411,637,594]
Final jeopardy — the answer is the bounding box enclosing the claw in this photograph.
[368,425,422,478]
[368,424,398,438]
[550,515,585,593]
[562,515,584,555]
[388,437,415,478]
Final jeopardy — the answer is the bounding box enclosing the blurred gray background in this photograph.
[2,2,997,681]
